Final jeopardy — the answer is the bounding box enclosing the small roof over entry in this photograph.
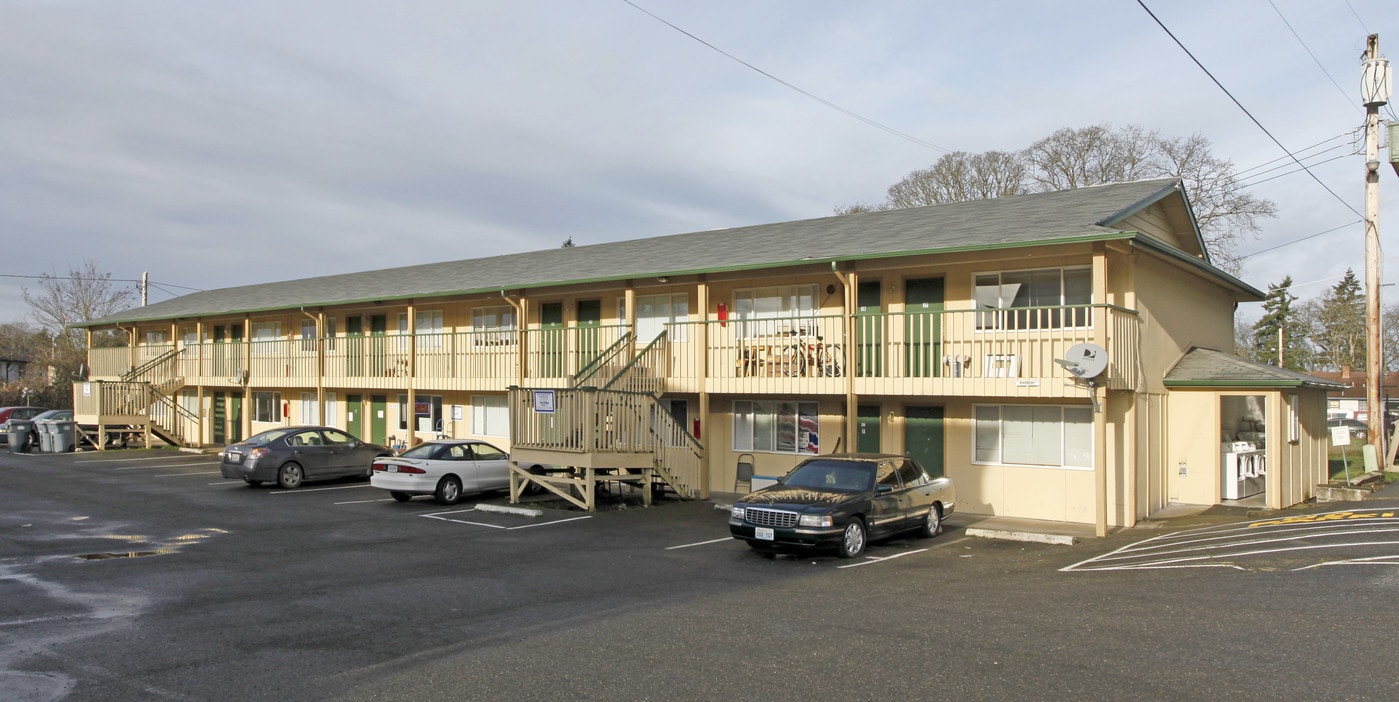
[1163,347,1347,390]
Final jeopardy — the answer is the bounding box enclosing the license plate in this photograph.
[388,465,399,473]
[228,454,243,464]
[755,527,774,541]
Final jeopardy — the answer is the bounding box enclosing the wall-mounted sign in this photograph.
[533,390,556,414]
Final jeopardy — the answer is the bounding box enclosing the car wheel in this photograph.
[918,505,942,538]
[243,478,262,487]
[837,518,867,558]
[277,463,305,489]
[389,491,412,502]
[435,476,463,505]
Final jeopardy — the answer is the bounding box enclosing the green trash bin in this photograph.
[36,421,55,453]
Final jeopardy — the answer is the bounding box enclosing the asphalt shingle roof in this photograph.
[1164,347,1347,389]
[83,177,1239,326]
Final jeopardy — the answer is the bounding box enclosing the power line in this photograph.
[0,272,203,292]
[1266,0,1359,114]
[1239,151,1353,188]
[1136,0,1364,221]
[621,0,950,154]
[1237,220,1362,260]
[1233,131,1355,178]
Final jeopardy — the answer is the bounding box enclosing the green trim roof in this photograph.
[80,177,1248,326]
[1164,347,1347,390]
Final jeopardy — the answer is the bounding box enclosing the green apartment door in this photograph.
[905,406,945,478]
[346,394,363,439]
[369,315,387,377]
[212,392,226,445]
[540,302,565,377]
[576,299,601,369]
[905,278,944,378]
[856,281,882,377]
[856,404,881,453]
[370,395,387,445]
[346,316,363,376]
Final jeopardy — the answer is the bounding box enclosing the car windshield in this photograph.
[781,459,874,492]
[31,410,69,421]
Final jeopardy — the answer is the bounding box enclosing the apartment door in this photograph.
[346,316,363,376]
[370,395,387,445]
[905,278,944,378]
[229,394,243,443]
[576,299,602,370]
[856,281,883,377]
[540,302,565,377]
[347,394,364,439]
[212,392,226,444]
[904,406,945,478]
[856,404,881,453]
[212,325,228,377]
[369,315,387,377]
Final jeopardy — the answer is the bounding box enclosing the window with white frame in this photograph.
[472,307,517,346]
[300,320,317,352]
[398,394,443,433]
[398,310,445,350]
[146,330,168,345]
[974,268,1092,330]
[472,395,509,437]
[253,391,282,423]
[251,322,281,355]
[326,317,338,351]
[733,284,818,338]
[733,400,820,454]
[619,293,688,342]
[326,392,338,429]
[974,404,1093,469]
[299,392,319,425]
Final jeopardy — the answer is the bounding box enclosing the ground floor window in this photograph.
[974,404,1092,469]
[733,400,818,454]
[472,395,508,437]
[399,394,443,433]
[300,393,319,425]
[253,391,282,423]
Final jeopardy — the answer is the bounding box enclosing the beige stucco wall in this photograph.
[1131,254,1240,394]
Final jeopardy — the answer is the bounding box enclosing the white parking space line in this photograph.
[153,471,222,477]
[666,537,733,550]
[335,498,396,505]
[837,548,929,569]
[117,462,219,471]
[421,508,593,530]
[77,456,212,464]
[268,484,376,494]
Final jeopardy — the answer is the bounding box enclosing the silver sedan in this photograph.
[370,440,512,505]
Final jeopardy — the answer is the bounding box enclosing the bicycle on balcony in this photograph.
[777,331,842,378]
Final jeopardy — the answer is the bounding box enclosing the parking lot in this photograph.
[4,447,1399,701]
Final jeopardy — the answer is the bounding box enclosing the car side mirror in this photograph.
[877,484,893,494]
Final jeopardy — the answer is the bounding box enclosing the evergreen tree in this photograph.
[1305,269,1366,372]
[1249,276,1310,370]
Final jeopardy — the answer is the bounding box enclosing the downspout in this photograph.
[832,261,855,453]
[299,308,325,426]
[502,290,526,386]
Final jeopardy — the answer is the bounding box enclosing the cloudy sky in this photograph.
[1,0,1394,326]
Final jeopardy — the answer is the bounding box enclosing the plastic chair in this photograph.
[735,453,754,492]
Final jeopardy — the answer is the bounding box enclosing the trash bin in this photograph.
[36,421,55,453]
[53,421,78,453]
[6,422,31,453]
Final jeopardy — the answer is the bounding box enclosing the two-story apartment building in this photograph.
[74,178,1339,534]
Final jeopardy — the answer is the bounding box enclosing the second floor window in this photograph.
[251,322,281,356]
[620,294,688,343]
[300,320,317,352]
[472,307,517,346]
[734,284,818,339]
[399,310,445,350]
[975,268,1091,330]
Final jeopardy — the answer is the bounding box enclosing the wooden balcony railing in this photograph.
[86,306,1139,397]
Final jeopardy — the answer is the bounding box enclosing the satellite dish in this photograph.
[1055,343,1108,412]
[1055,342,1108,380]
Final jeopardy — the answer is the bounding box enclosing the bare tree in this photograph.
[840,124,1276,275]
[22,260,137,352]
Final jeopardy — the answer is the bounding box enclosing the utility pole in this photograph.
[141,271,148,307]
[1362,35,1390,461]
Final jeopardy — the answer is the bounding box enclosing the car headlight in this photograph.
[730,506,746,520]
[799,514,833,528]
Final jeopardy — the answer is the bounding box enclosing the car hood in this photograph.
[738,486,861,509]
